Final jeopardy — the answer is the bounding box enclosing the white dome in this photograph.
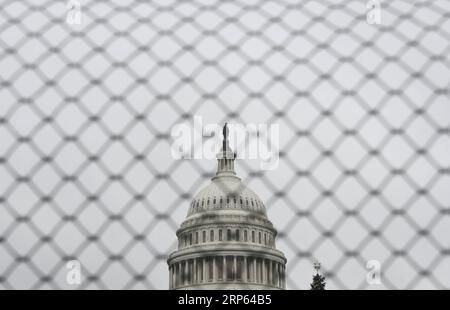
[188,175,267,217]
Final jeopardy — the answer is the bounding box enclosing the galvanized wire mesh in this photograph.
[0,0,450,289]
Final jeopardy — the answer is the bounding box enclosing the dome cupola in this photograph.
[187,123,267,217]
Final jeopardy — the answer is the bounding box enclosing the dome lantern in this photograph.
[215,123,237,178]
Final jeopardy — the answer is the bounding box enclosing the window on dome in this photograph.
[236,229,240,241]
[202,230,206,243]
[244,230,248,242]
[227,229,232,241]
[210,229,214,241]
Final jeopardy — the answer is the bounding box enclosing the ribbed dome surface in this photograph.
[188,175,267,217]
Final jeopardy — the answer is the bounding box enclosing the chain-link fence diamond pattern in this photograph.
[0,0,450,289]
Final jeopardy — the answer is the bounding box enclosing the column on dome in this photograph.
[261,259,264,283]
[173,265,176,288]
[280,263,283,287]
[255,258,259,283]
[198,259,203,283]
[274,263,278,287]
[203,258,207,283]
[271,261,275,286]
[233,256,237,281]
[179,262,182,287]
[185,260,189,285]
[172,265,175,288]
[247,257,252,282]
[181,262,184,286]
[180,261,184,285]
[263,259,267,284]
[260,259,264,284]
[280,264,283,288]
[172,264,176,288]
[249,257,253,282]
[189,260,193,284]
[175,263,179,288]
[265,261,269,286]
[168,266,171,289]
[236,256,242,281]
[209,257,212,282]
[217,256,222,281]
[212,257,216,282]
[276,262,280,287]
[253,258,257,283]
[191,259,195,284]
[169,266,172,289]
[278,263,281,287]
[175,264,178,287]
[243,256,247,282]
[222,255,227,282]
[252,257,256,282]
[179,262,182,285]
[193,258,197,284]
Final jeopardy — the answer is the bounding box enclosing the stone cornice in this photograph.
[167,244,287,265]
[177,221,276,237]
[175,282,283,290]
[178,211,275,234]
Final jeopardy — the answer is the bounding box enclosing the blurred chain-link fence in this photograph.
[0,0,450,289]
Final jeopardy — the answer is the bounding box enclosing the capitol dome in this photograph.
[188,175,267,217]
[168,124,286,290]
